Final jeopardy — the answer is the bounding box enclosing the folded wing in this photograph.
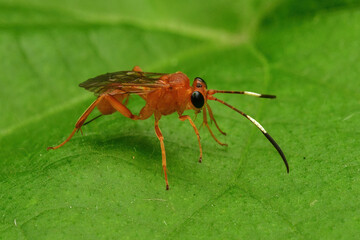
[79,71,168,95]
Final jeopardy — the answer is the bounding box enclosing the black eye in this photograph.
[195,77,207,88]
[191,91,205,108]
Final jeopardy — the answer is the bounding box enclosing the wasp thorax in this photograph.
[191,91,205,108]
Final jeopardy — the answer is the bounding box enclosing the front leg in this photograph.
[202,107,228,147]
[179,115,203,163]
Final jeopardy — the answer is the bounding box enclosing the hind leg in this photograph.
[47,96,104,150]
[105,95,153,120]
[97,94,128,115]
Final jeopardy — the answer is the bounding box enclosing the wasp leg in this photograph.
[105,95,153,120]
[203,107,228,147]
[155,119,169,190]
[206,104,226,136]
[47,96,104,150]
[179,115,203,163]
[105,95,140,120]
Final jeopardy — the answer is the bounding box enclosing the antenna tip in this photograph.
[261,94,276,99]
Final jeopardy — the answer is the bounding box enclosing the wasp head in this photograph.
[190,77,208,111]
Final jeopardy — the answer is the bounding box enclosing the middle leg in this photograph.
[154,119,169,190]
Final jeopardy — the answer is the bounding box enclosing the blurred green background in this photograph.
[1,0,360,239]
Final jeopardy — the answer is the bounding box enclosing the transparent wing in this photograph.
[79,71,169,95]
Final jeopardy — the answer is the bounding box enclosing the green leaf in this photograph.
[1,0,360,239]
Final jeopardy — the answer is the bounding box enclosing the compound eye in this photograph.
[195,77,207,88]
[191,91,205,108]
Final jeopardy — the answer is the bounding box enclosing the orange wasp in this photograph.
[48,66,289,190]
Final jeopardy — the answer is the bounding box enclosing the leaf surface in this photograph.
[1,1,360,239]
